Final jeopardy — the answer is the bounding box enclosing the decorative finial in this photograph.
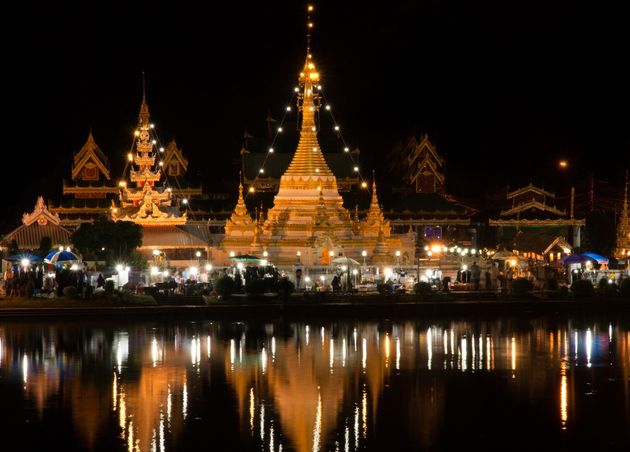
[306,5,314,57]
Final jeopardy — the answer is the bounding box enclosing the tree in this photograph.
[72,216,143,267]
[582,211,616,256]
[8,239,19,256]
[37,236,53,258]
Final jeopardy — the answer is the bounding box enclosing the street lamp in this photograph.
[361,250,367,266]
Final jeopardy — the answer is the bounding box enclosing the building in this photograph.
[220,25,413,267]
[489,184,585,262]
[48,132,118,228]
[1,197,72,252]
[111,94,209,268]
[385,134,476,251]
[615,174,629,259]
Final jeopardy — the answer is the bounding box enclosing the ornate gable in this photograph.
[405,134,445,193]
[22,196,61,226]
[72,132,110,181]
[162,140,189,177]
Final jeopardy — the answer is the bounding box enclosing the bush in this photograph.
[571,279,594,298]
[245,279,267,295]
[414,282,433,295]
[215,276,236,299]
[510,278,533,295]
[621,279,630,298]
[104,279,115,295]
[544,278,558,291]
[63,286,78,299]
[275,277,295,295]
[377,282,393,295]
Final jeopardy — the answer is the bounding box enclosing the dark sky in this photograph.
[2,1,629,228]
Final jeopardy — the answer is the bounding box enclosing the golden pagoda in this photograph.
[112,93,185,226]
[221,7,412,266]
[615,172,630,258]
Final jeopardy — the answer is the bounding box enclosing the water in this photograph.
[1,316,629,451]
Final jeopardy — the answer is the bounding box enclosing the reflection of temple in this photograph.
[221,27,413,266]
[489,184,585,261]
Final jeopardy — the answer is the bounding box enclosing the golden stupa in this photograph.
[221,11,413,266]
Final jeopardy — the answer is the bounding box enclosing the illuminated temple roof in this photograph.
[2,197,72,249]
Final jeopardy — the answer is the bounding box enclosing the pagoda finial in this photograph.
[371,171,379,205]
[139,72,150,126]
[306,5,314,57]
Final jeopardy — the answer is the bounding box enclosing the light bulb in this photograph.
[278,127,283,132]
[286,106,291,111]
[353,166,359,172]
[334,125,340,131]
[294,87,299,92]
[259,168,264,173]
[152,140,157,145]
[159,147,164,152]
[344,147,349,152]
[268,147,274,153]
[325,105,331,110]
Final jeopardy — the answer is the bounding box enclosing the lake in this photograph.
[0,315,629,451]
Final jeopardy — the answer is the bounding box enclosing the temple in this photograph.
[220,18,413,266]
[49,131,118,228]
[1,197,72,251]
[615,173,629,258]
[111,94,209,266]
[385,134,476,249]
[489,184,585,261]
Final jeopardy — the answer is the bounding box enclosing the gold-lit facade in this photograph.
[221,32,413,266]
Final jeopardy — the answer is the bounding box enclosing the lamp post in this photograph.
[361,250,367,267]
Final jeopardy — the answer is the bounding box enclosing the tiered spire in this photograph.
[227,177,253,228]
[616,171,629,257]
[278,5,337,193]
[365,174,385,226]
[113,90,185,225]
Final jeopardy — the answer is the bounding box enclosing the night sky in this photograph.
[2,1,629,229]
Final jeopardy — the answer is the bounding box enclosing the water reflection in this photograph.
[1,318,630,450]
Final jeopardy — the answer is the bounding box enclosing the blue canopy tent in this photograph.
[559,254,597,265]
[582,253,609,265]
[5,253,42,263]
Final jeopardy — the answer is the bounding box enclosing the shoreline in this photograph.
[1,296,630,319]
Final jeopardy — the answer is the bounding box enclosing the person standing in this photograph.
[471,262,481,290]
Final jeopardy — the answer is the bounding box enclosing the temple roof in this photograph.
[72,131,110,180]
[141,225,207,248]
[386,193,469,216]
[243,153,358,181]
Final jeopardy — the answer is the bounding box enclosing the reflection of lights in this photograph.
[271,337,276,361]
[260,404,265,442]
[362,337,367,369]
[362,386,368,438]
[115,333,129,372]
[191,337,201,366]
[427,328,433,370]
[609,324,613,342]
[396,337,401,370]
[342,338,347,367]
[261,347,267,374]
[353,328,357,352]
[560,360,568,429]
[182,382,188,419]
[586,328,592,368]
[385,334,390,367]
[151,338,158,367]
[313,391,322,452]
[354,404,359,449]
[462,337,467,372]
[305,325,310,345]
[330,338,334,369]
[230,339,236,366]
[112,373,117,411]
[249,388,255,432]
[574,331,578,361]
[22,354,28,384]
[444,330,449,355]
[511,337,516,371]
[207,335,211,359]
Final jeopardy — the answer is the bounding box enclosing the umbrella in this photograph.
[332,256,360,266]
[44,249,80,264]
[559,253,597,265]
[583,253,609,264]
[5,253,42,263]
[228,254,264,262]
